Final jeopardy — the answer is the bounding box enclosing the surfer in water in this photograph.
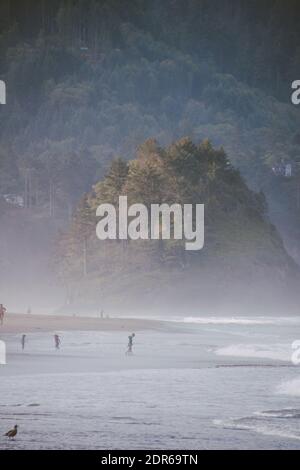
[54,334,61,350]
[21,334,26,350]
[126,333,135,355]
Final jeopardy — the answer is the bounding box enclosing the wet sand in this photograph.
[0,313,165,334]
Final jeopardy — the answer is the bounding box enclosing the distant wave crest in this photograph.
[182,316,300,325]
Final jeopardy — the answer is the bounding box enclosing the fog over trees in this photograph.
[56,138,298,313]
[0,0,299,312]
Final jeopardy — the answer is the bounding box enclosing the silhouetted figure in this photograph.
[0,304,7,325]
[27,307,31,315]
[54,334,61,350]
[126,333,135,355]
[21,334,26,350]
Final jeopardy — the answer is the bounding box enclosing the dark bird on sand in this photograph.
[4,425,18,439]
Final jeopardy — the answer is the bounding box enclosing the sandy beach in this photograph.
[0,313,165,335]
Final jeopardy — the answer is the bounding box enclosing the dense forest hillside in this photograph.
[56,139,299,314]
[0,0,299,311]
[0,2,299,214]
[1,0,300,100]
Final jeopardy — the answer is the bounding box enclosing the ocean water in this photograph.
[1,316,300,449]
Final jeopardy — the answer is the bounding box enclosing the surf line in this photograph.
[96,196,204,251]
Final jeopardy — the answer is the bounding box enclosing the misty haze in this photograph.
[1,0,300,452]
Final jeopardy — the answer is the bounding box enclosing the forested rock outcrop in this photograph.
[56,139,298,314]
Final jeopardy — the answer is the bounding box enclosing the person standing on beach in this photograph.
[21,334,26,350]
[0,304,7,325]
[54,334,61,350]
[126,333,135,355]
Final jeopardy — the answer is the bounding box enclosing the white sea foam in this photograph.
[215,343,290,361]
[277,378,300,397]
[213,418,300,441]
[254,409,300,419]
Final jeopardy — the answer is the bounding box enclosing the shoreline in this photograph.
[0,313,166,335]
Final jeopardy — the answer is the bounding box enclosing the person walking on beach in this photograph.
[21,334,26,350]
[0,304,7,326]
[126,333,135,355]
[54,334,61,350]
